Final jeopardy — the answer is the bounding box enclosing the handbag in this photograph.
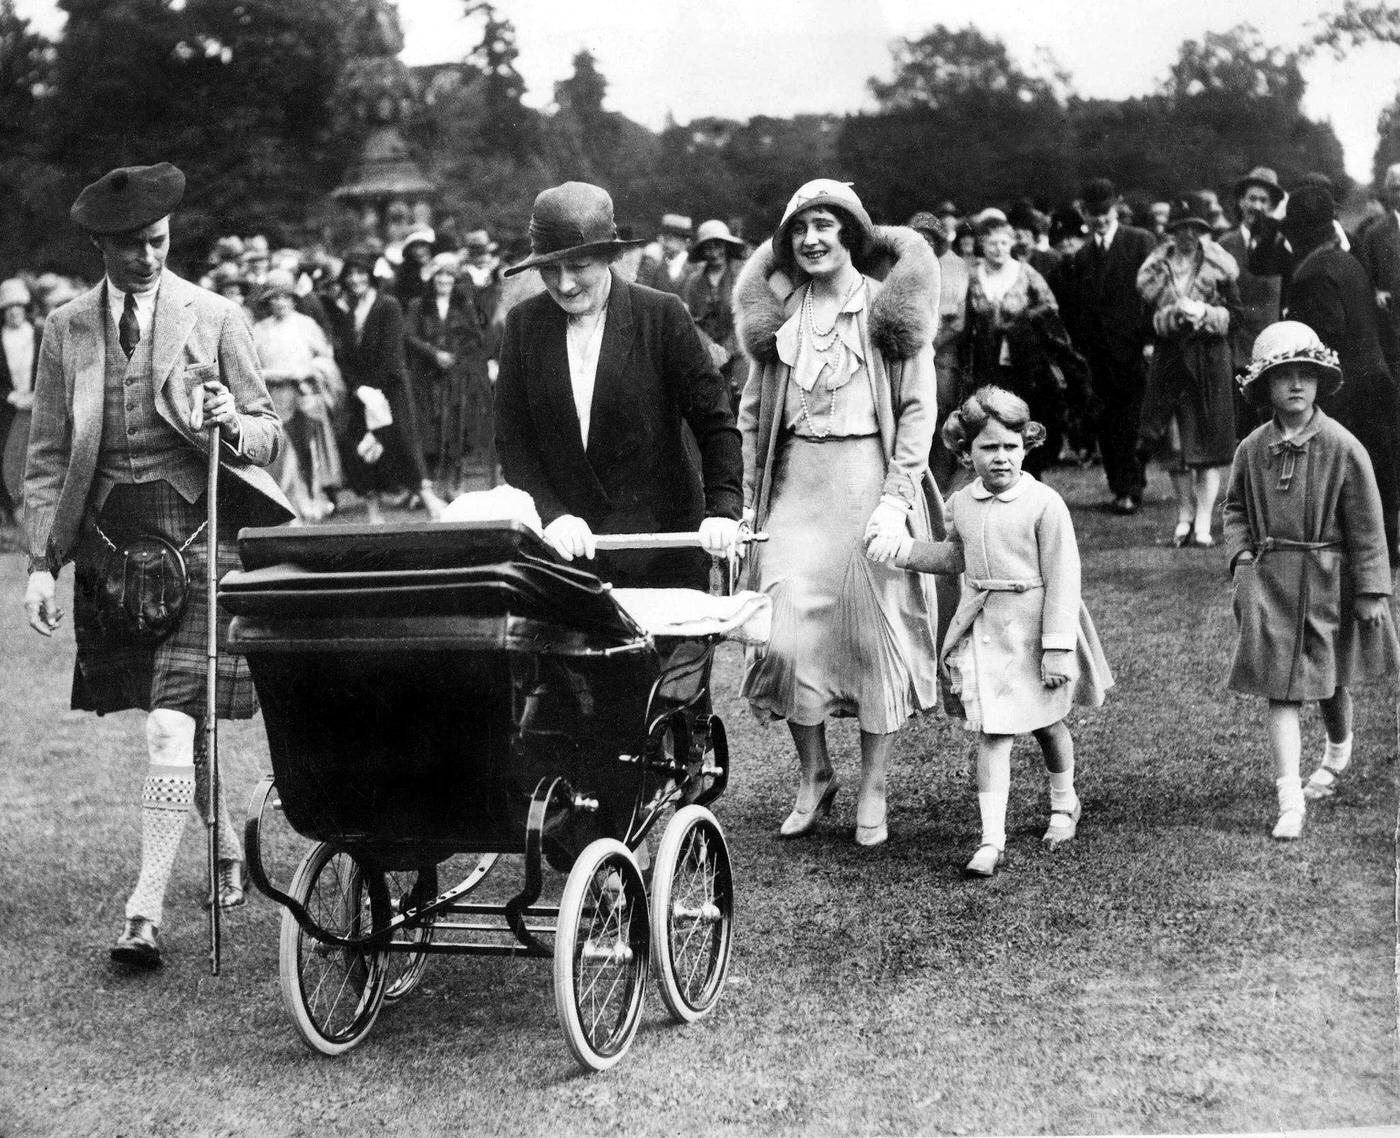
[92,520,207,644]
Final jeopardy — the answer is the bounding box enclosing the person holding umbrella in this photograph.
[22,163,294,968]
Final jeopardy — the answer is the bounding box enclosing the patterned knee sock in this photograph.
[126,764,195,926]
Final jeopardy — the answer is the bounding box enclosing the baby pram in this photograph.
[223,520,766,1070]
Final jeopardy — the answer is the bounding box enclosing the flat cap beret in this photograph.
[71,162,185,235]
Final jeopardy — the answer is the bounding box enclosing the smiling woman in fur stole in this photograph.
[733,179,943,848]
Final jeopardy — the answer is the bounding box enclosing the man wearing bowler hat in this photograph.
[495,181,742,587]
[22,162,294,968]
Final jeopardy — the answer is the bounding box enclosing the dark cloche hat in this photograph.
[1165,192,1214,233]
[1232,165,1283,207]
[1049,206,1088,246]
[503,182,645,278]
[71,162,185,235]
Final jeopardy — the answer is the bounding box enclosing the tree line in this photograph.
[0,0,1394,275]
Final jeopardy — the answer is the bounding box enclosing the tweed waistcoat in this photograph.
[92,295,205,510]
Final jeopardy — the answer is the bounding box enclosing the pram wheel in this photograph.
[553,839,651,1071]
[649,805,733,1022]
[279,842,391,1055]
[382,865,439,1003]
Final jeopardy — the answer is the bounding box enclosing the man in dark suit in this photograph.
[1069,178,1158,513]
[1355,163,1400,374]
[495,182,742,587]
[1284,184,1400,562]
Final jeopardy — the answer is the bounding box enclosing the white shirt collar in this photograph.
[106,277,157,339]
[566,302,609,449]
[1098,217,1119,250]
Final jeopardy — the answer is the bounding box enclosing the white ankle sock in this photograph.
[1048,768,1078,814]
[1276,775,1306,816]
[977,789,1008,851]
[126,765,195,925]
[1323,735,1353,772]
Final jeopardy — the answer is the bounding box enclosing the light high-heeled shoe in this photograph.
[779,780,839,839]
[854,815,888,848]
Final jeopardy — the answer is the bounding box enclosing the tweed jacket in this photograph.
[24,270,291,572]
[494,272,742,534]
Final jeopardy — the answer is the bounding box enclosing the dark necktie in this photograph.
[119,292,140,359]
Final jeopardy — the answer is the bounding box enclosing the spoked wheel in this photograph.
[553,839,651,1071]
[649,805,734,1023]
[381,864,439,1004]
[278,841,390,1055]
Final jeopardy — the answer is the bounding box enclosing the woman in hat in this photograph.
[405,251,496,495]
[1281,183,1400,564]
[682,220,748,408]
[494,181,742,588]
[252,269,345,519]
[733,178,942,847]
[1136,192,1242,547]
[327,250,446,523]
[963,215,1080,476]
[0,277,39,532]
[1224,321,1398,838]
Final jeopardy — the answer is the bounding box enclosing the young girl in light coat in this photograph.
[869,386,1113,875]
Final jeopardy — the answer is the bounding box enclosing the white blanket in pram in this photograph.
[611,589,771,646]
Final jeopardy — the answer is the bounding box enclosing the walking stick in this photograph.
[204,423,221,976]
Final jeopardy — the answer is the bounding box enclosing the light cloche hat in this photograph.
[1239,320,1342,405]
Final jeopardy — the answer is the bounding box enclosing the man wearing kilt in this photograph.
[22,163,294,967]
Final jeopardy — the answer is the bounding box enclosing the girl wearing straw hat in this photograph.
[1224,321,1399,839]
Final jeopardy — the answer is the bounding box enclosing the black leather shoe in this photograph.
[111,917,162,969]
[204,858,246,910]
[1110,495,1140,516]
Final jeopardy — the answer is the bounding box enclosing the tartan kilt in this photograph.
[72,480,257,719]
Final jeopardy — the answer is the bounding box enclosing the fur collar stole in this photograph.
[1138,238,1239,305]
[733,225,938,364]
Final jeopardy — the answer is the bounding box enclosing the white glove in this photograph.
[698,516,742,559]
[863,498,908,564]
[543,514,596,561]
[356,385,393,430]
[356,431,384,464]
[24,570,61,636]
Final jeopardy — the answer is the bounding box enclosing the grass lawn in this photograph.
[0,464,1396,1137]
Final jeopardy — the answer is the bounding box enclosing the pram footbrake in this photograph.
[226,519,760,1070]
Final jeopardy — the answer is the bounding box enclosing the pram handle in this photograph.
[593,530,768,551]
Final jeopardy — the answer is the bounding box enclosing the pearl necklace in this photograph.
[796,275,862,438]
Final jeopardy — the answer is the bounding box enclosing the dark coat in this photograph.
[494,274,742,587]
[1285,239,1400,557]
[1355,212,1400,368]
[405,287,492,467]
[1068,224,1157,365]
[327,290,426,492]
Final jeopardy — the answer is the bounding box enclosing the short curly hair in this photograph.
[941,386,1047,454]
